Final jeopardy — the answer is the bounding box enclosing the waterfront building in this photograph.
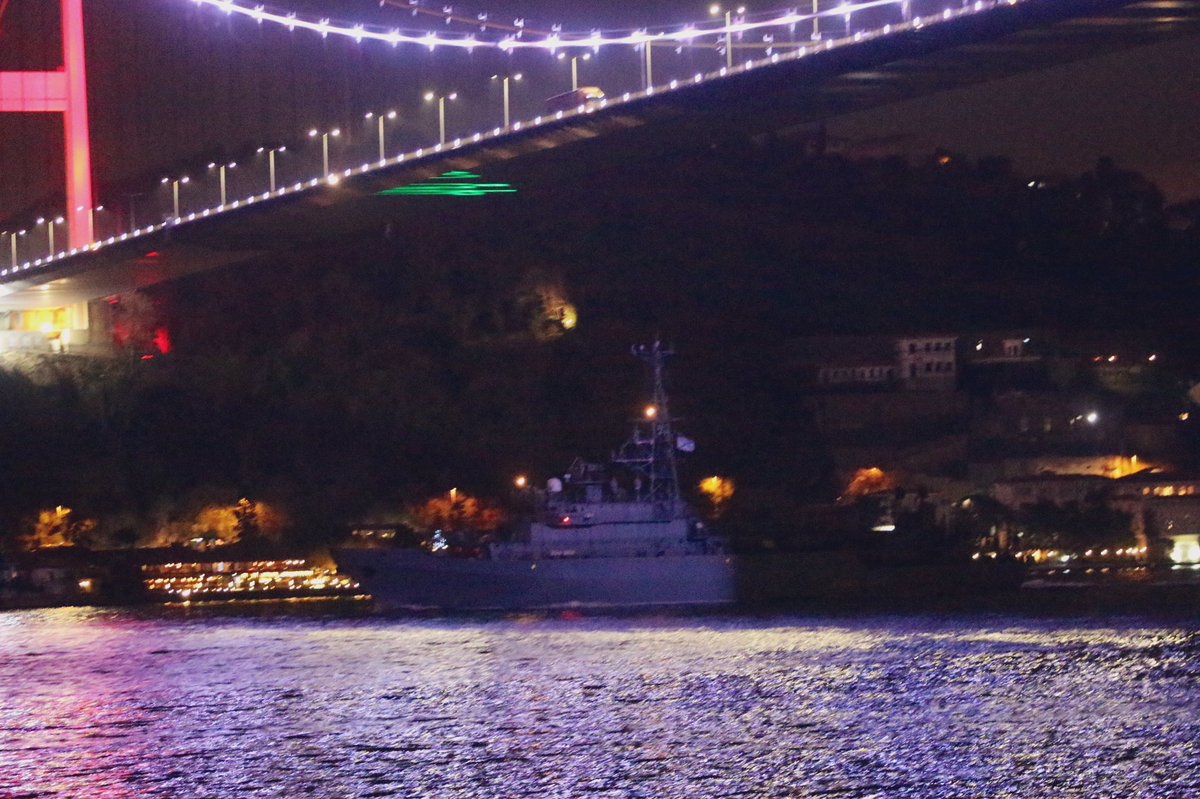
[896,335,958,391]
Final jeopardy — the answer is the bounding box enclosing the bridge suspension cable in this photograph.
[188,0,906,51]
[382,0,552,37]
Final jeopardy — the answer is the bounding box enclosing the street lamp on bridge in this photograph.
[839,1,854,37]
[75,205,105,244]
[8,230,27,268]
[308,127,341,176]
[710,4,746,69]
[257,145,287,193]
[364,110,398,162]
[207,161,238,206]
[489,73,523,130]
[91,206,106,240]
[35,216,66,259]
[161,175,190,220]
[556,52,591,92]
[423,92,457,146]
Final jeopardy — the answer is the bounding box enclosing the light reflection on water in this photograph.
[1,607,1199,798]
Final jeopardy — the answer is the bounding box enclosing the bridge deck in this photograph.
[2,0,1197,312]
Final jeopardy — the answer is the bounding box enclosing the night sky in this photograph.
[1,0,1198,225]
[828,32,1200,202]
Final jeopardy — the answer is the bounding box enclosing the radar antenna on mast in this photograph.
[613,340,683,509]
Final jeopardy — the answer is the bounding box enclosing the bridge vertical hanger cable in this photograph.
[197,4,217,171]
[221,10,234,163]
[339,36,354,143]
[252,16,271,153]
[287,25,300,147]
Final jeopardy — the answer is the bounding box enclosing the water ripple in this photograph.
[0,608,1198,797]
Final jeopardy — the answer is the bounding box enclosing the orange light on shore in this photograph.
[514,475,527,489]
[644,405,657,419]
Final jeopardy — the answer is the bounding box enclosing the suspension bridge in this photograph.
[0,0,1197,353]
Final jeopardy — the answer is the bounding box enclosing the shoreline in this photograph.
[6,578,1200,618]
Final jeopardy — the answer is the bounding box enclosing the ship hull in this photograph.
[332,547,1022,611]
[334,548,752,610]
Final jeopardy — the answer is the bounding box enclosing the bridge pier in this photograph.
[0,0,95,249]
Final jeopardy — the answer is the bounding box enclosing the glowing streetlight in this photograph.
[642,37,654,89]
[36,215,66,257]
[644,405,657,419]
[424,91,458,145]
[710,4,745,69]
[8,229,26,267]
[308,127,341,175]
[208,161,238,206]
[161,175,190,219]
[556,51,591,92]
[83,205,105,242]
[258,145,287,193]
[365,110,399,161]
[490,73,523,129]
[514,475,528,489]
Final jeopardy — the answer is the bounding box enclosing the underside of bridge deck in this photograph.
[1,0,1197,322]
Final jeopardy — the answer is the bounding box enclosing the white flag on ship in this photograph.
[676,435,696,453]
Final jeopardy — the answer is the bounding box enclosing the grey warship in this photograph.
[333,342,1023,611]
[334,341,826,610]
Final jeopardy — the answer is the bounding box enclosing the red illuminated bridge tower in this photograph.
[0,0,95,249]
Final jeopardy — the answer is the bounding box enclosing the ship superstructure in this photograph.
[494,340,718,561]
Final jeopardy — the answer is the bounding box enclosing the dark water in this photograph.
[2,606,1199,798]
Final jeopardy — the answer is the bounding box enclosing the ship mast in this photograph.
[614,340,681,509]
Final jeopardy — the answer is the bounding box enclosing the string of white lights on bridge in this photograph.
[2,0,1019,283]
[189,0,907,50]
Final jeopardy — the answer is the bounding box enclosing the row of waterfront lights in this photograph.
[973,547,1152,563]
[1,0,1012,281]
[1018,547,1150,562]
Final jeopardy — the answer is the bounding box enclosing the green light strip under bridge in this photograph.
[379,171,517,197]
